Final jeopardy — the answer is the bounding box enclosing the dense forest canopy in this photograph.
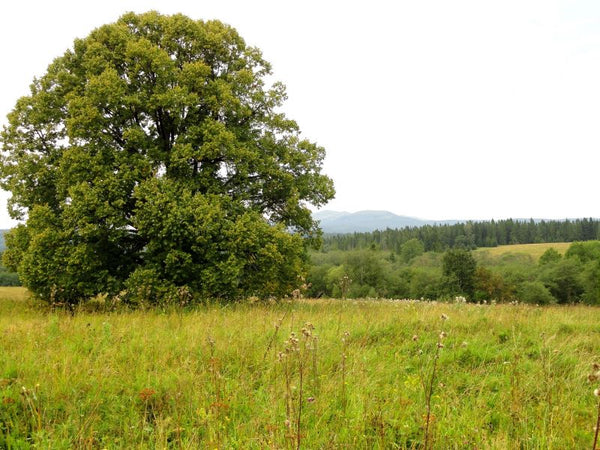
[323,218,600,252]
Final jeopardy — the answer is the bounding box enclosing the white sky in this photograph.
[2,0,600,227]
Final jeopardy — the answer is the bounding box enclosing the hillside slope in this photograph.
[314,210,460,233]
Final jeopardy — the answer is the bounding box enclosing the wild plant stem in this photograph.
[423,343,440,450]
[593,398,600,450]
[341,353,347,415]
[312,337,319,392]
[285,356,291,420]
[297,358,304,450]
[262,313,286,363]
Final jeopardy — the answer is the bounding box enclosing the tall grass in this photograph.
[0,289,598,448]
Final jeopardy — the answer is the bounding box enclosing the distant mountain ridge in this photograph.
[314,210,461,234]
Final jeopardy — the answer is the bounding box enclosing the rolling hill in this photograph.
[313,210,461,234]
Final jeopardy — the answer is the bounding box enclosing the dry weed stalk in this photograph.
[588,363,600,449]
[278,323,317,450]
[422,314,448,450]
[263,313,286,363]
[341,331,350,415]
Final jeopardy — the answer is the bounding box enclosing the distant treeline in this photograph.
[323,218,600,252]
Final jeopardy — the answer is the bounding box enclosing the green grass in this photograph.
[1,288,599,448]
[475,242,571,261]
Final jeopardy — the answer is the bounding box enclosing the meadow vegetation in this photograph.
[1,287,600,448]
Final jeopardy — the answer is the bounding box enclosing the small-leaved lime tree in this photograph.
[0,11,334,305]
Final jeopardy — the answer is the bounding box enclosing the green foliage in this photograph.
[539,247,562,265]
[0,263,19,286]
[308,241,600,304]
[538,259,584,304]
[565,241,600,263]
[0,12,334,304]
[400,238,424,263]
[408,267,443,300]
[442,249,477,300]
[581,260,600,304]
[517,281,556,305]
[474,266,512,302]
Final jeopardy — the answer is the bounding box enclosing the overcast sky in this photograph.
[2,0,600,227]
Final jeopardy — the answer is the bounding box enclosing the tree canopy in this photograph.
[0,11,334,304]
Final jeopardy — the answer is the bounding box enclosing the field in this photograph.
[474,242,571,261]
[1,288,600,449]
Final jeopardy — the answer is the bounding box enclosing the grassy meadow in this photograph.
[474,242,571,261]
[1,287,600,449]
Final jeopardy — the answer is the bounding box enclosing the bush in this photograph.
[518,281,556,305]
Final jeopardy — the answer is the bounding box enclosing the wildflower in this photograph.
[440,313,449,321]
[412,334,419,342]
[139,388,156,402]
[594,388,600,397]
[306,397,315,403]
[439,331,447,339]
[437,343,444,349]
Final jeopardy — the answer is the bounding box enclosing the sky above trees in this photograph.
[2,0,600,227]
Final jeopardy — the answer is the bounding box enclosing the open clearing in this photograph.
[1,287,599,448]
[474,242,571,261]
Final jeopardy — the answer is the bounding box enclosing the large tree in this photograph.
[0,12,334,304]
